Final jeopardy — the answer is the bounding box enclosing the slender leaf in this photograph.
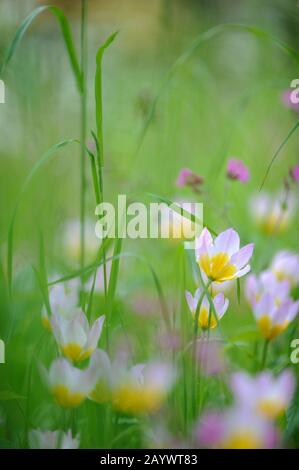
[0,5,83,92]
[260,120,299,190]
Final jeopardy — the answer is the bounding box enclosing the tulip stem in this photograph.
[192,279,212,417]
[80,0,88,287]
[261,339,269,369]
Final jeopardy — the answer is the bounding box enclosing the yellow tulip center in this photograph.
[257,399,285,419]
[222,431,261,449]
[61,343,93,362]
[258,315,288,340]
[198,307,217,329]
[112,385,165,415]
[52,384,85,408]
[199,252,236,282]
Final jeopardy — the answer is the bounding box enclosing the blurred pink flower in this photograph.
[245,270,290,308]
[157,331,182,352]
[231,370,295,419]
[251,289,299,340]
[227,158,249,183]
[195,407,279,449]
[282,89,299,111]
[290,164,299,182]
[270,250,299,287]
[176,168,204,192]
[196,339,226,376]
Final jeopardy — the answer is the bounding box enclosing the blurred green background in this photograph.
[0,0,299,448]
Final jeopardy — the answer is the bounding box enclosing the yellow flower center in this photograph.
[258,315,288,340]
[259,214,288,235]
[222,431,261,449]
[52,384,85,408]
[112,385,165,415]
[257,399,285,419]
[199,252,236,282]
[61,343,93,362]
[198,307,217,329]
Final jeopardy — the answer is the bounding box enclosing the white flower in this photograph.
[51,311,105,362]
[41,279,80,331]
[29,429,79,449]
[42,358,99,408]
[250,191,295,235]
[185,288,229,329]
[270,250,299,287]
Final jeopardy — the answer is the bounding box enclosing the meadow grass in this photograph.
[0,0,299,450]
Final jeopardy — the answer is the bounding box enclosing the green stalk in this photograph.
[80,0,88,287]
[192,279,212,416]
[261,339,270,369]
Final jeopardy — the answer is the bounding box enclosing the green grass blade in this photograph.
[0,5,83,92]
[7,139,76,295]
[95,31,118,166]
[260,120,299,190]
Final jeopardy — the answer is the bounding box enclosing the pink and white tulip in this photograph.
[270,250,299,288]
[196,227,254,283]
[185,288,229,329]
[196,406,279,449]
[231,370,296,419]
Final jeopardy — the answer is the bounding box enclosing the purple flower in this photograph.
[290,164,299,182]
[282,90,299,112]
[231,370,296,419]
[176,168,204,192]
[195,407,279,449]
[227,158,249,183]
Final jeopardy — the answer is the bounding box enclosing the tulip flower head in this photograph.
[185,288,229,329]
[29,429,79,449]
[252,291,299,340]
[51,311,105,362]
[226,158,249,183]
[112,361,175,415]
[270,250,299,288]
[231,370,295,420]
[196,228,254,283]
[41,279,80,331]
[43,358,99,407]
[250,191,295,235]
[196,407,278,449]
[245,270,290,308]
